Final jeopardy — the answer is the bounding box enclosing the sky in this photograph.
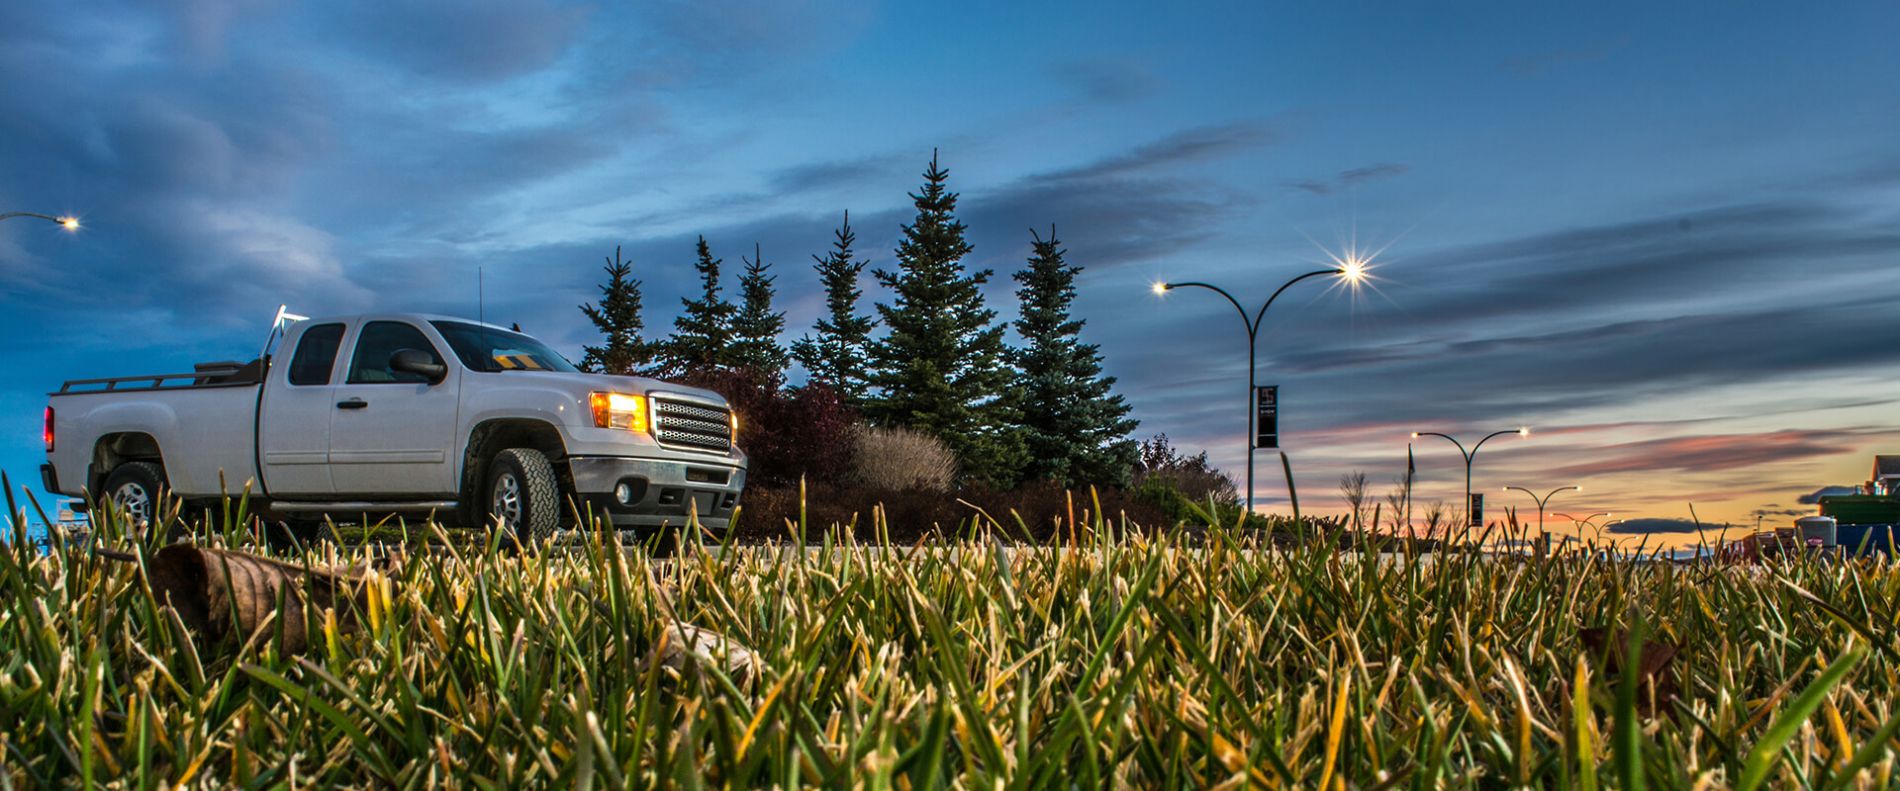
[3,1,1898,545]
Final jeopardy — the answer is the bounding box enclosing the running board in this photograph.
[271,500,458,512]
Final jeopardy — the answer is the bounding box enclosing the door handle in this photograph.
[336,399,368,410]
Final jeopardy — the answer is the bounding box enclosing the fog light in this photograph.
[615,482,635,505]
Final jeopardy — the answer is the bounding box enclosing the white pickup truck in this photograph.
[41,310,747,540]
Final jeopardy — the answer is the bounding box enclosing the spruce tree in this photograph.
[725,243,789,376]
[1009,227,1139,486]
[791,211,876,404]
[866,151,1021,482]
[578,245,652,375]
[659,236,737,376]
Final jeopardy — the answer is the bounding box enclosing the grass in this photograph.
[5,479,1900,787]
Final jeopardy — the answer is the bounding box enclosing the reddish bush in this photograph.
[731,480,1175,544]
[678,367,857,488]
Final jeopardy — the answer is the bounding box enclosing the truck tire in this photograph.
[486,448,559,543]
[102,461,166,531]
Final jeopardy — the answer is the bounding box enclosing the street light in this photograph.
[0,212,81,231]
[1411,427,1528,530]
[1154,261,1367,513]
[1555,511,1611,530]
[1503,484,1579,538]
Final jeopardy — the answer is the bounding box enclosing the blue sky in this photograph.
[4,1,1899,538]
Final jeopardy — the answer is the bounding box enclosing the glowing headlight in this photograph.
[730,410,740,435]
[590,392,649,432]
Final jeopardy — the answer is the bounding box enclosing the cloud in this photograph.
[1503,34,1630,76]
[1551,430,1863,478]
[1043,122,1280,182]
[1287,163,1408,195]
[1047,58,1163,103]
[133,0,276,64]
[768,155,913,195]
[1799,486,1861,504]
[322,0,592,82]
[1606,518,1714,535]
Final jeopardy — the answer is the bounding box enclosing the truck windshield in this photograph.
[430,321,581,373]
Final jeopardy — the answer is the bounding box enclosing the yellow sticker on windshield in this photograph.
[492,354,547,371]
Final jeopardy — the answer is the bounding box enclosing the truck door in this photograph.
[328,320,460,495]
[259,322,345,495]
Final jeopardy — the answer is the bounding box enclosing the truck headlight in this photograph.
[590,392,649,432]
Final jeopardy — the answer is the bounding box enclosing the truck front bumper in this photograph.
[567,456,746,531]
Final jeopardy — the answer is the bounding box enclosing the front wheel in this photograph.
[486,448,560,543]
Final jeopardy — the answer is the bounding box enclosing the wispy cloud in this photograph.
[1503,34,1631,76]
[1287,163,1408,195]
[1047,57,1164,103]
[1548,429,1870,478]
[1044,121,1280,182]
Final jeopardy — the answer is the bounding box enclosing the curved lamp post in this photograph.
[1555,511,1610,530]
[1153,260,1365,513]
[1503,484,1579,537]
[1411,428,1528,529]
[0,212,80,231]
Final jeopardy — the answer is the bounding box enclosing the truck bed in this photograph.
[47,364,264,498]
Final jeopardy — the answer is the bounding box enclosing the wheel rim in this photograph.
[491,472,522,530]
[111,482,151,526]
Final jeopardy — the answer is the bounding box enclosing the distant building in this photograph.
[1875,456,1900,497]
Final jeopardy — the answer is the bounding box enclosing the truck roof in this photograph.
[295,313,519,332]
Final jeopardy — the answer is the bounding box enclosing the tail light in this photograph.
[43,406,54,453]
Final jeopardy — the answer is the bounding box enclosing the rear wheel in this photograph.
[486,448,559,543]
[102,461,166,532]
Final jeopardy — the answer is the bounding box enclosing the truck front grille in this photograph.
[652,399,733,453]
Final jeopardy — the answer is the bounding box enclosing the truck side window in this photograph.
[287,323,346,386]
[347,322,445,384]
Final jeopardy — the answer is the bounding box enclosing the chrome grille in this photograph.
[653,399,732,453]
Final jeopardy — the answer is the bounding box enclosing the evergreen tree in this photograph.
[1009,227,1139,486]
[578,245,652,375]
[791,211,876,405]
[658,236,736,376]
[866,151,1022,482]
[725,243,789,375]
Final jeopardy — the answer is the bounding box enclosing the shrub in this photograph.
[850,425,957,492]
[677,367,857,488]
[1130,433,1237,506]
[732,479,1175,543]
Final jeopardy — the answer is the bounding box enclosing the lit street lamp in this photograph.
[1153,259,1366,513]
[1411,428,1528,530]
[0,212,80,231]
[1503,484,1580,537]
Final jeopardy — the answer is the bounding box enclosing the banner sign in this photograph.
[1254,386,1278,449]
[1469,492,1484,527]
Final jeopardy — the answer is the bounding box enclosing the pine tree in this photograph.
[725,243,789,376]
[658,236,737,376]
[866,151,1021,482]
[791,211,876,404]
[1009,227,1139,486]
[578,245,652,375]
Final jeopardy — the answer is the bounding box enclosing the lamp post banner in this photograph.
[1469,492,1484,527]
[1254,385,1278,449]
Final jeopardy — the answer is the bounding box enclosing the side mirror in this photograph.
[389,348,447,383]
